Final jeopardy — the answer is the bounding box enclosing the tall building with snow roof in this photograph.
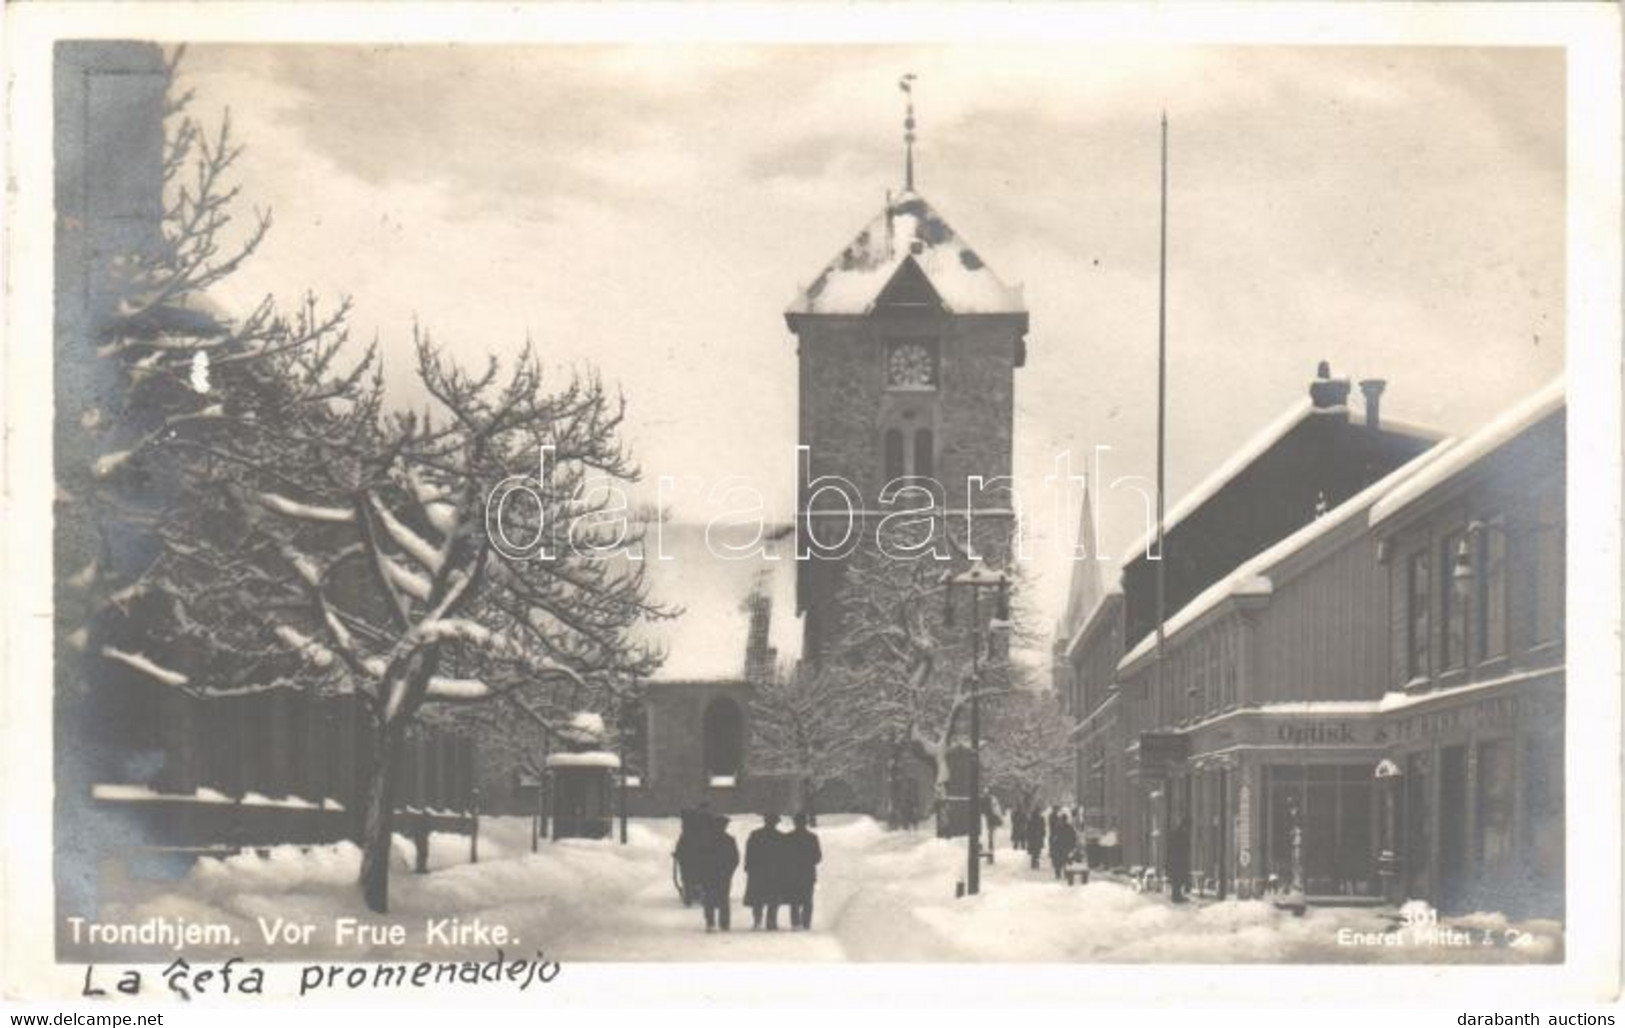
[786,189,1029,667]
[783,112,1030,819]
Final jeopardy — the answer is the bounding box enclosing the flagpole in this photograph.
[1154,112,1170,846]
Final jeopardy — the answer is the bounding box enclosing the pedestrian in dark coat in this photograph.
[1025,806,1046,870]
[1050,812,1078,880]
[674,808,700,906]
[1167,817,1191,903]
[1011,806,1028,851]
[783,812,822,930]
[983,796,1003,856]
[744,813,786,930]
[698,815,738,931]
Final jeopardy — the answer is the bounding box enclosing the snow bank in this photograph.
[78,816,1562,965]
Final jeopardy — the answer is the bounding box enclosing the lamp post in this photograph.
[942,557,1012,898]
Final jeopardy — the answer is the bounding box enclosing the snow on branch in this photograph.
[101,646,190,687]
[257,491,356,523]
[368,494,444,571]
[426,676,492,700]
[274,625,337,669]
[381,554,433,600]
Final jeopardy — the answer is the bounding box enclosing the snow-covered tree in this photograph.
[983,687,1076,811]
[152,331,669,911]
[818,534,1018,825]
[748,662,867,824]
[56,47,356,749]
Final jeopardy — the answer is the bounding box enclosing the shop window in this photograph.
[1475,516,1509,662]
[1522,731,1564,914]
[1403,752,1432,899]
[1262,765,1376,897]
[1475,739,1515,875]
[1406,550,1431,681]
[1441,530,1469,671]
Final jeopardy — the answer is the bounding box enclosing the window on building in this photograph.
[1532,491,1564,645]
[1475,517,1508,662]
[1475,738,1515,876]
[1441,529,1469,671]
[1203,633,1219,716]
[1220,626,1238,708]
[883,428,905,483]
[1523,730,1564,914]
[1406,550,1431,681]
[1261,765,1376,897]
[913,428,934,480]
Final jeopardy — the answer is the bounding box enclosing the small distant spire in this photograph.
[899,73,918,192]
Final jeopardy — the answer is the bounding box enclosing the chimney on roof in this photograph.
[1359,378,1387,432]
[1309,360,1352,410]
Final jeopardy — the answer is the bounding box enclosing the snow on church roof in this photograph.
[788,192,1025,316]
[635,521,801,682]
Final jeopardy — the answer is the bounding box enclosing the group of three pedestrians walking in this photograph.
[1013,805,1082,879]
[676,810,822,933]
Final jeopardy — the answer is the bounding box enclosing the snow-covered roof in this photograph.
[1118,392,1442,565]
[788,192,1024,316]
[1368,377,1565,528]
[636,521,801,682]
[545,751,622,769]
[1118,440,1457,673]
[569,711,606,738]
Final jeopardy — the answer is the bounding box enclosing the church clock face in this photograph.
[887,341,937,390]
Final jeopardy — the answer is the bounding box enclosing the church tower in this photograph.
[785,80,1030,665]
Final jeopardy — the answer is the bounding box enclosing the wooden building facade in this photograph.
[1058,370,1566,915]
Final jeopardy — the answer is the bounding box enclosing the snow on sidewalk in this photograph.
[76,816,1562,964]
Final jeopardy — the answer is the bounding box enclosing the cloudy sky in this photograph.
[185,44,1565,647]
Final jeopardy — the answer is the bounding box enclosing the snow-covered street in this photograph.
[80,817,1562,964]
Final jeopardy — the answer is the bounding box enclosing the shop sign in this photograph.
[1275,721,1363,745]
[1385,686,1561,744]
[1139,732,1190,777]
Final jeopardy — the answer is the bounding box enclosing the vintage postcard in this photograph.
[3,0,1621,1010]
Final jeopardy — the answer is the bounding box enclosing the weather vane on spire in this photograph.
[899,72,918,192]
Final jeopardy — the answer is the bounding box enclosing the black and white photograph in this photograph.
[2,0,1621,1011]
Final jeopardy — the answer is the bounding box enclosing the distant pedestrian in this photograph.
[699,814,738,931]
[784,812,822,930]
[1026,806,1046,870]
[744,813,786,930]
[1011,805,1028,851]
[1050,811,1077,880]
[674,808,704,906]
[983,795,1003,855]
[1167,817,1191,903]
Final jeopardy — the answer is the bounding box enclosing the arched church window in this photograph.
[883,428,906,483]
[702,696,744,780]
[914,428,934,479]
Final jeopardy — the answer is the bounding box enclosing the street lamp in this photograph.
[941,557,1012,898]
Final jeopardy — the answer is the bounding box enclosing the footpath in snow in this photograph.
[75,816,1563,964]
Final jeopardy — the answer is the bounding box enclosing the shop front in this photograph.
[1376,671,1563,917]
[1180,709,1389,903]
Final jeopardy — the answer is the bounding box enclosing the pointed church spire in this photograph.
[899,72,918,192]
[1060,480,1107,641]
